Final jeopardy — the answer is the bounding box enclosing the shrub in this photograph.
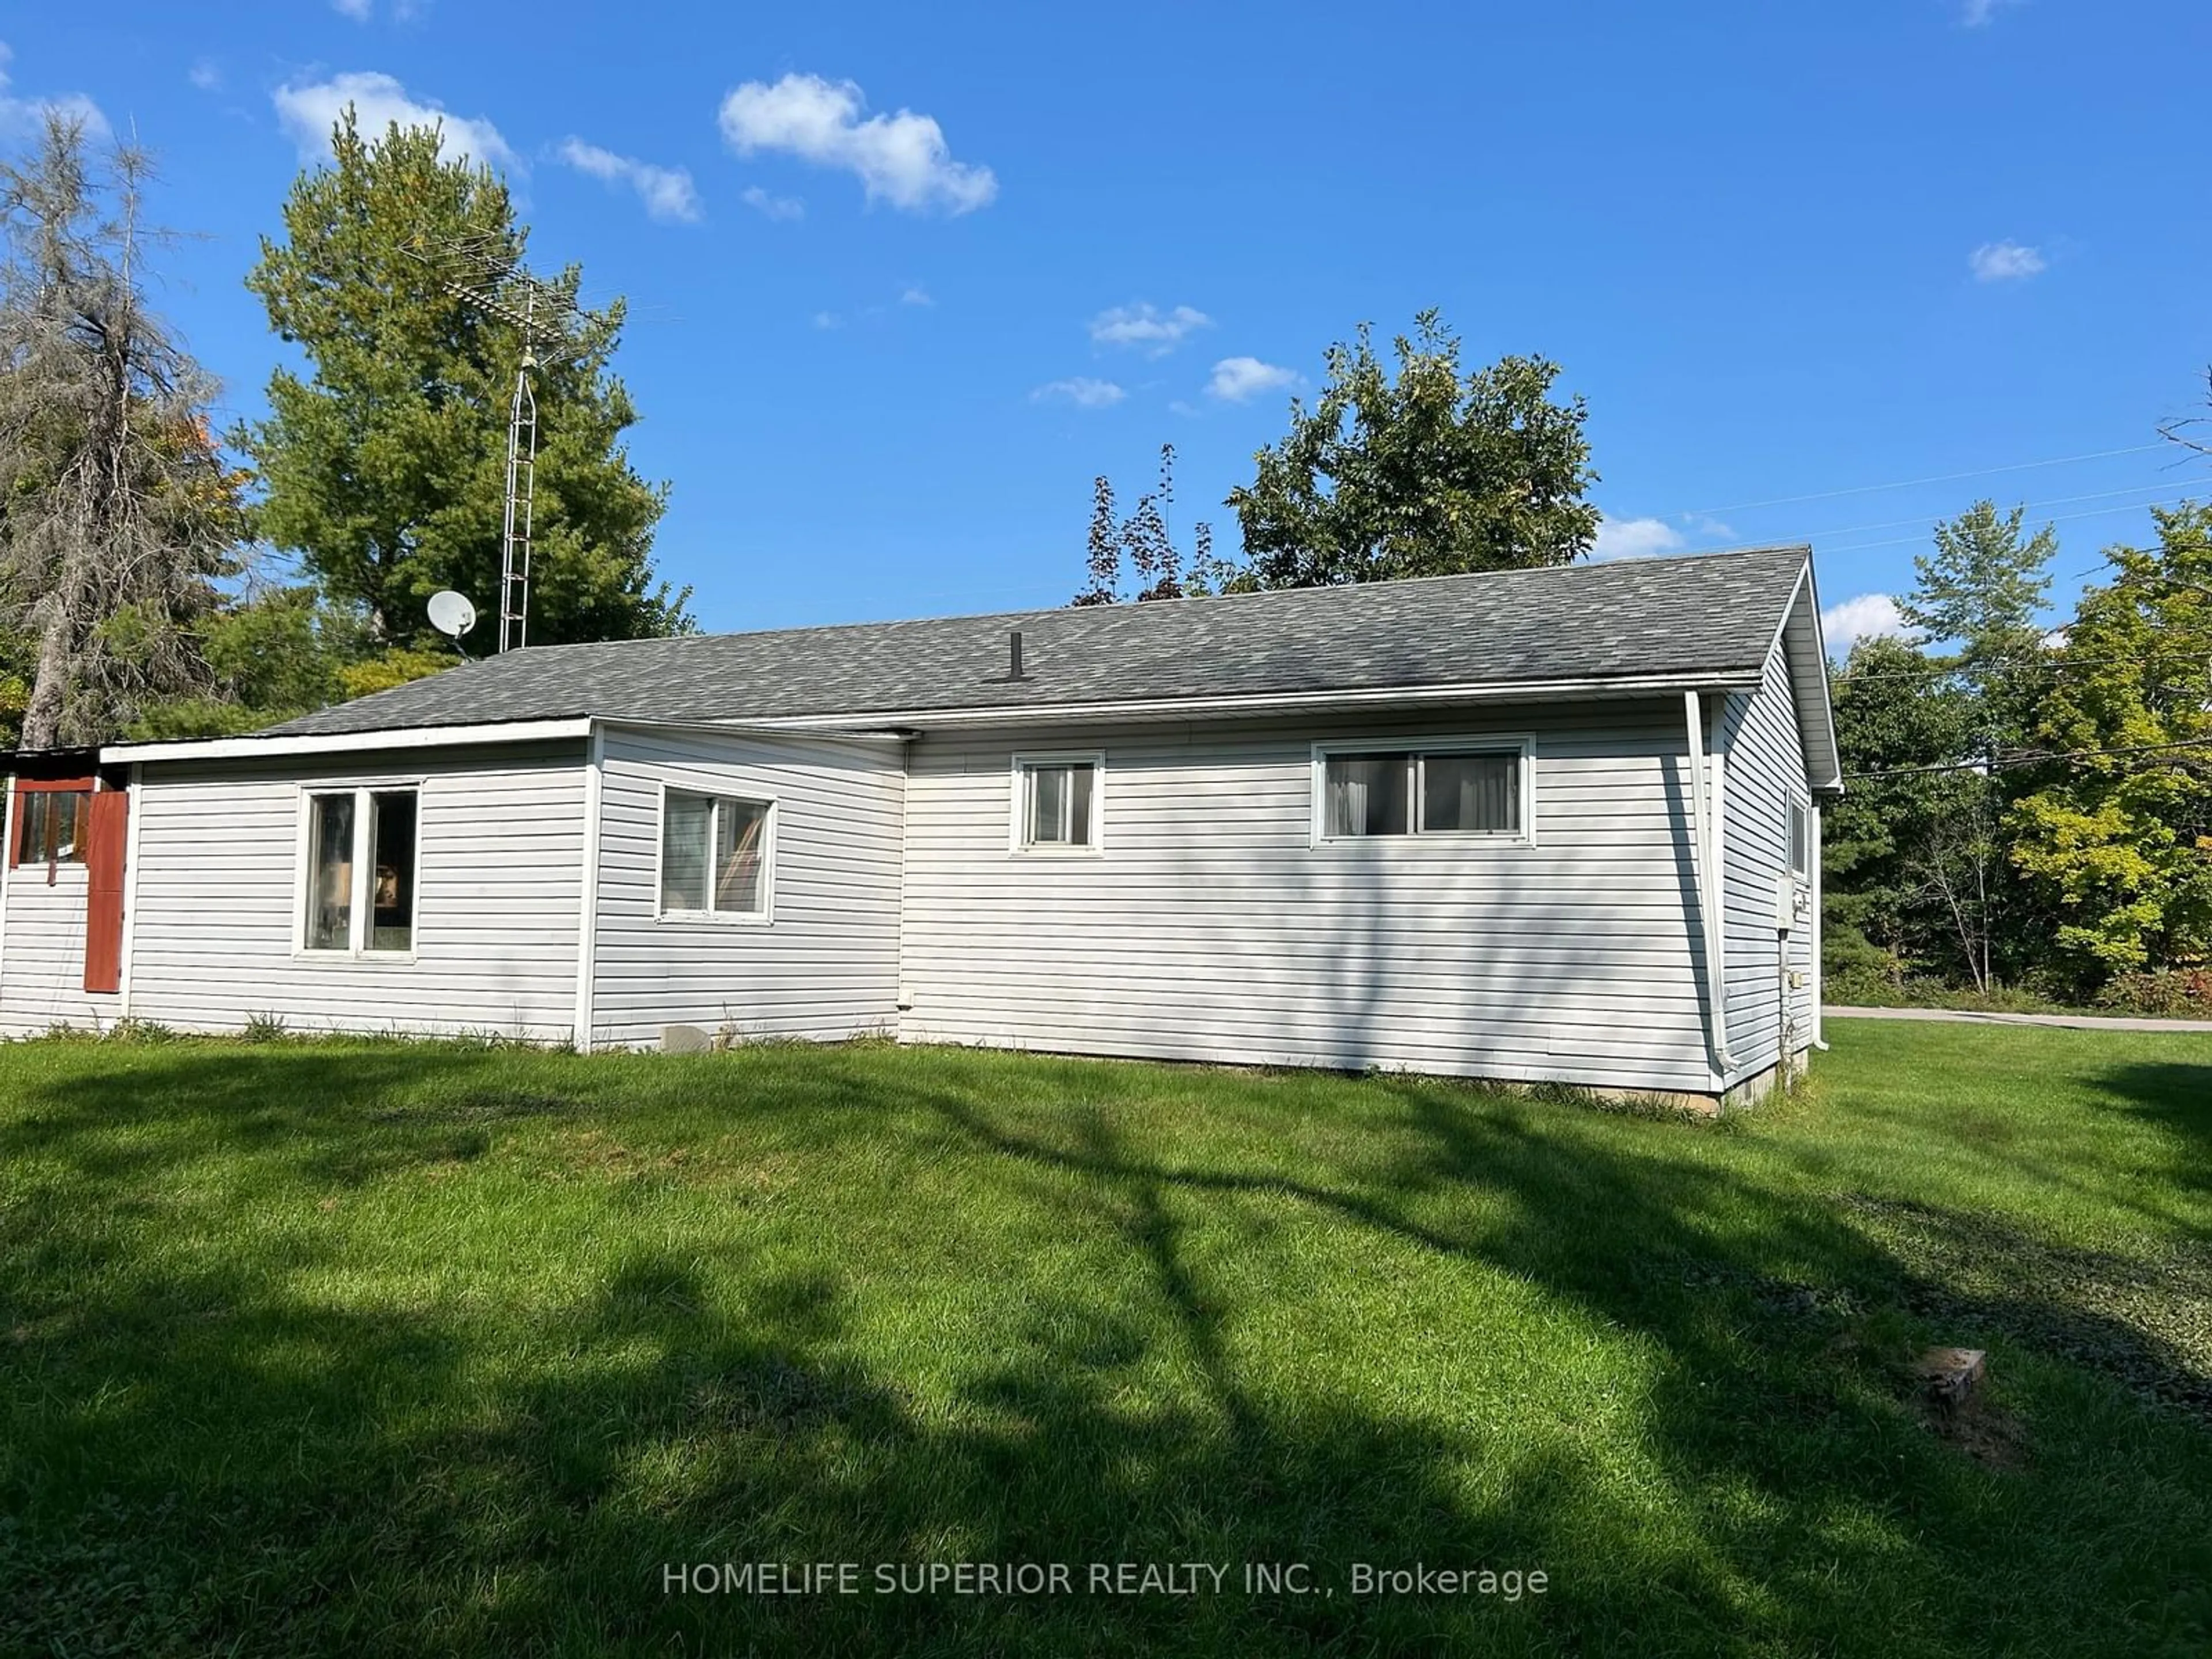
[2096,968,2212,1018]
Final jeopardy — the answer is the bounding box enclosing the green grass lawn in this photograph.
[2,1023,2208,1657]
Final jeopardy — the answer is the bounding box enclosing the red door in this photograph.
[84,788,127,994]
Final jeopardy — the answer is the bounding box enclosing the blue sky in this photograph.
[2,1,2208,649]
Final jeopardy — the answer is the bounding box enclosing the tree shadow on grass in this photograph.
[2091,1060,2212,1196]
[2,1043,2210,1656]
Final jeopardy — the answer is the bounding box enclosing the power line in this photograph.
[1844,734,2212,782]
[1818,494,2206,559]
[1794,480,2181,545]
[1688,443,2168,518]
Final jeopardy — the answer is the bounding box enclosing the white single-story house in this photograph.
[0,546,1839,1106]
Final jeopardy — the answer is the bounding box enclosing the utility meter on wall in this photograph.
[1775,873,1810,934]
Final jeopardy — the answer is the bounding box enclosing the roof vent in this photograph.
[1000,628,1033,683]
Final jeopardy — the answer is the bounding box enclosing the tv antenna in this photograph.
[401,234,589,653]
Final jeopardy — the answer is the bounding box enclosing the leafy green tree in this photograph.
[0,114,245,748]
[1220,310,1598,588]
[2010,505,2212,980]
[241,114,688,649]
[129,586,350,738]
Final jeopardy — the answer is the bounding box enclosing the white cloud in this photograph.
[1206,356,1296,403]
[1088,302,1211,356]
[332,0,374,18]
[1969,240,2044,282]
[188,59,222,93]
[718,73,995,215]
[812,310,841,330]
[899,285,932,307]
[0,41,108,138]
[555,137,700,224]
[1590,514,1686,562]
[1961,0,2022,25]
[274,71,516,171]
[739,184,803,221]
[1032,377,1126,410]
[1821,593,1911,654]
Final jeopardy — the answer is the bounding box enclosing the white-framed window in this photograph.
[1010,753,1103,854]
[658,787,773,921]
[299,786,419,955]
[1311,738,1532,843]
[1787,798,1809,880]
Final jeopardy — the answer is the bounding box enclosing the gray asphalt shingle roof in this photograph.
[267,546,1810,737]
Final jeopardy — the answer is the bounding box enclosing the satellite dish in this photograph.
[427,590,478,640]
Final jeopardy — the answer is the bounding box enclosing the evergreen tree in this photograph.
[241,114,688,649]
[0,115,244,748]
[1901,499,2057,745]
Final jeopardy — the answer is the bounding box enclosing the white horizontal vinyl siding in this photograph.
[123,745,586,1039]
[899,705,1713,1093]
[1720,631,1816,1075]
[0,860,122,1036]
[588,728,903,1049]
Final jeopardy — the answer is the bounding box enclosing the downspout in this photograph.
[1685,691,1737,1085]
[571,722,603,1052]
[1810,800,1828,1051]
[118,762,144,1020]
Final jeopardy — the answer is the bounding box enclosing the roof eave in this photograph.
[729,670,1768,733]
[101,671,1772,764]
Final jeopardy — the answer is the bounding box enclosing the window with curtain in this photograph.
[1016,758,1098,850]
[302,787,419,953]
[1319,746,1524,839]
[660,790,772,918]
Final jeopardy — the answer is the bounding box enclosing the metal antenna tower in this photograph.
[402,235,587,652]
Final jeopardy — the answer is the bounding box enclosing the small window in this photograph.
[1014,757,1099,851]
[1319,745,1524,839]
[1788,800,1809,880]
[660,790,771,919]
[13,788,91,866]
[302,787,419,953]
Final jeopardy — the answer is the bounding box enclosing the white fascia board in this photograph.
[596,717,910,746]
[734,671,1764,734]
[1765,558,1844,794]
[101,717,596,766]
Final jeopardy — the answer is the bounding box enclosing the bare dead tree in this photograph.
[1904,783,2001,993]
[0,113,241,748]
[2158,365,2212,463]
